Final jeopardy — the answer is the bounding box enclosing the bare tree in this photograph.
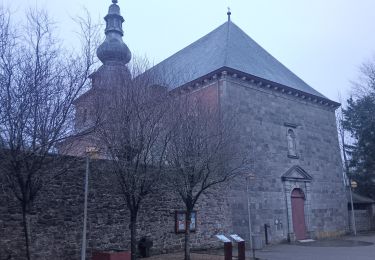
[351,58,375,99]
[336,93,351,180]
[97,57,171,260]
[0,7,100,260]
[0,7,13,130]
[166,93,247,260]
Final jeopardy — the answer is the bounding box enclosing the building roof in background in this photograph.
[347,192,375,204]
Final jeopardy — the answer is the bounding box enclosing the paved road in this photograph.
[253,234,375,260]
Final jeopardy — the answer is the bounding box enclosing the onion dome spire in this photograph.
[97,0,131,65]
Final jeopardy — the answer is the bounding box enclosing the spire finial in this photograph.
[227,7,231,21]
[96,0,132,65]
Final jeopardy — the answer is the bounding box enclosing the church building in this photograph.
[70,0,347,249]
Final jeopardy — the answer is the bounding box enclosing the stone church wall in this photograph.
[0,159,232,260]
[0,76,350,259]
[221,76,348,243]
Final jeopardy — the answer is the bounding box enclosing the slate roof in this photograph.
[150,21,326,99]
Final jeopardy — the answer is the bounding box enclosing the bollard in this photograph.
[264,224,270,245]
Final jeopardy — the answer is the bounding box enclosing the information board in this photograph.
[230,234,245,242]
[216,235,231,243]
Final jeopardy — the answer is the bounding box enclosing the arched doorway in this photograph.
[291,188,307,240]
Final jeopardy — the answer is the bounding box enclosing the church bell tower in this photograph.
[69,0,133,151]
[97,0,132,66]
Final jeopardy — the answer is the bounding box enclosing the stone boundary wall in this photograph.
[0,159,232,260]
[349,209,375,232]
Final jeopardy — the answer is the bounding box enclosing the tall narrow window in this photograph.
[287,129,297,158]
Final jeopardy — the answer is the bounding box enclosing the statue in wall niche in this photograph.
[287,129,297,156]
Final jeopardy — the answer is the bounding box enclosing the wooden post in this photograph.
[237,241,245,260]
[224,242,232,260]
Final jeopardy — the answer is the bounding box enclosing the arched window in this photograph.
[287,129,297,157]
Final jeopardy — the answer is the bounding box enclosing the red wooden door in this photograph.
[291,189,307,240]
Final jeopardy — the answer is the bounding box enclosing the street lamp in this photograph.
[348,179,357,236]
[81,146,99,260]
[246,173,256,259]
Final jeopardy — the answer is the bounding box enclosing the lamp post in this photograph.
[81,147,98,260]
[246,173,256,259]
[348,179,357,236]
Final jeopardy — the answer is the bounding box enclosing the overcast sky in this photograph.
[3,0,375,102]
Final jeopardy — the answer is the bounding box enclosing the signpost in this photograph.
[349,179,358,236]
[246,173,256,259]
[81,147,98,260]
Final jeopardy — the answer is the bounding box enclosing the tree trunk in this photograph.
[184,210,192,260]
[130,212,138,260]
[22,204,31,260]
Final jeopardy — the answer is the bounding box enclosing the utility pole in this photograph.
[81,147,98,260]
[246,173,256,259]
[349,179,357,236]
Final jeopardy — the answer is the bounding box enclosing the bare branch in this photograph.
[0,6,101,259]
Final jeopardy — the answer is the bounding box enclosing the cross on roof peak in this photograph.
[227,7,232,21]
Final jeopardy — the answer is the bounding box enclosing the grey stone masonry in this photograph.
[0,159,232,260]
[220,75,348,243]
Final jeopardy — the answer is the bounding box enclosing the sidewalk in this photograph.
[148,233,375,260]
[253,233,375,260]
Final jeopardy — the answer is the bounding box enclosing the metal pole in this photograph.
[246,176,255,258]
[81,156,90,260]
[349,183,357,236]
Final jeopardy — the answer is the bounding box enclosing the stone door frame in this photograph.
[281,165,313,241]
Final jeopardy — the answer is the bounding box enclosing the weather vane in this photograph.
[227,7,232,21]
